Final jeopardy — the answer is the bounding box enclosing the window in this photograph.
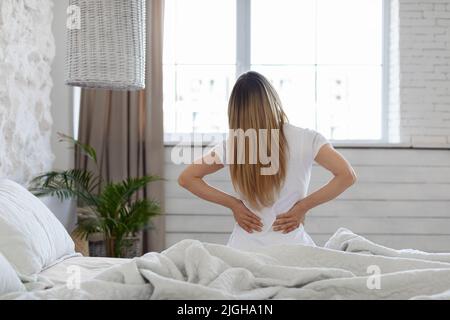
[164,0,387,142]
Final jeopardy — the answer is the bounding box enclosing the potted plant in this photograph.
[29,134,161,258]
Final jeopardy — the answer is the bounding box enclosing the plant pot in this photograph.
[88,233,142,258]
[88,233,107,257]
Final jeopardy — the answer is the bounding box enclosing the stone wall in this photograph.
[0,0,55,183]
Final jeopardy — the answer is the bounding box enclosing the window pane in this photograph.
[251,66,316,129]
[166,0,236,65]
[163,65,177,134]
[165,65,234,134]
[316,66,382,140]
[317,0,383,65]
[251,0,316,65]
[163,0,385,141]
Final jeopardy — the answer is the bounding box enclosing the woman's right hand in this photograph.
[230,200,263,233]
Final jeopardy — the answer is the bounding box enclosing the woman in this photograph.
[178,71,356,251]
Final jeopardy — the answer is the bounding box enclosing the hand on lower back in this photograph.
[231,200,263,233]
[272,201,308,234]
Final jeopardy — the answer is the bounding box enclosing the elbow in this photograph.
[178,172,189,189]
[337,167,357,188]
[345,168,357,187]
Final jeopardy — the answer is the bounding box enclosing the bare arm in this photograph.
[273,144,357,233]
[178,152,263,233]
[298,144,357,211]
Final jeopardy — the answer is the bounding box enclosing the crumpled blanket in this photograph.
[3,228,450,300]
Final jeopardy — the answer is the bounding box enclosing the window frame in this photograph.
[164,0,391,146]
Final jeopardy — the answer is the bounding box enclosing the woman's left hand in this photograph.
[272,202,308,233]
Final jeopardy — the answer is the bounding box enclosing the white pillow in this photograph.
[0,179,77,276]
[0,252,25,295]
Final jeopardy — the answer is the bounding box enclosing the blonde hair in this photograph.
[228,71,289,209]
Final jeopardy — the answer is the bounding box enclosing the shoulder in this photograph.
[283,124,330,159]
[283,123,321,141]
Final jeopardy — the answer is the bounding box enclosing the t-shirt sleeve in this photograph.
[310,130,330,160]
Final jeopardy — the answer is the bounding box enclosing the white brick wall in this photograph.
[392,0,450,147]
[389,0,401,143]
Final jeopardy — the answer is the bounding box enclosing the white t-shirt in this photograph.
[211,123,330,251]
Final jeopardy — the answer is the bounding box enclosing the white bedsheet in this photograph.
[39,257,130,286]
[2,228,450,300]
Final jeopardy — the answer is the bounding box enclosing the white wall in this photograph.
[50,0,73,170]
[389,0,401,143]
[44,0,76,231]
[392,0,450,147]
[0,0,55,183]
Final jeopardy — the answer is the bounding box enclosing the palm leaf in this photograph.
[118,199,160,235]
[58,132,97,164]
[29,169,99,206]
[97,176,161,219]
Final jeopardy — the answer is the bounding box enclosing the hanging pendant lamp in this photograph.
[65,0,146,90]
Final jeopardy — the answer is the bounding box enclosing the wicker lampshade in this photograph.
[65,0,146,90]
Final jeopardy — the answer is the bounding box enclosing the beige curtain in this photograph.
[144,0,165,253]
[75,0,165,253]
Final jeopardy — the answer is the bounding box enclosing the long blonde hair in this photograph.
[228,71,289,209]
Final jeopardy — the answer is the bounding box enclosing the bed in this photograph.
[3,228,450,300]
[1,179,450,300]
